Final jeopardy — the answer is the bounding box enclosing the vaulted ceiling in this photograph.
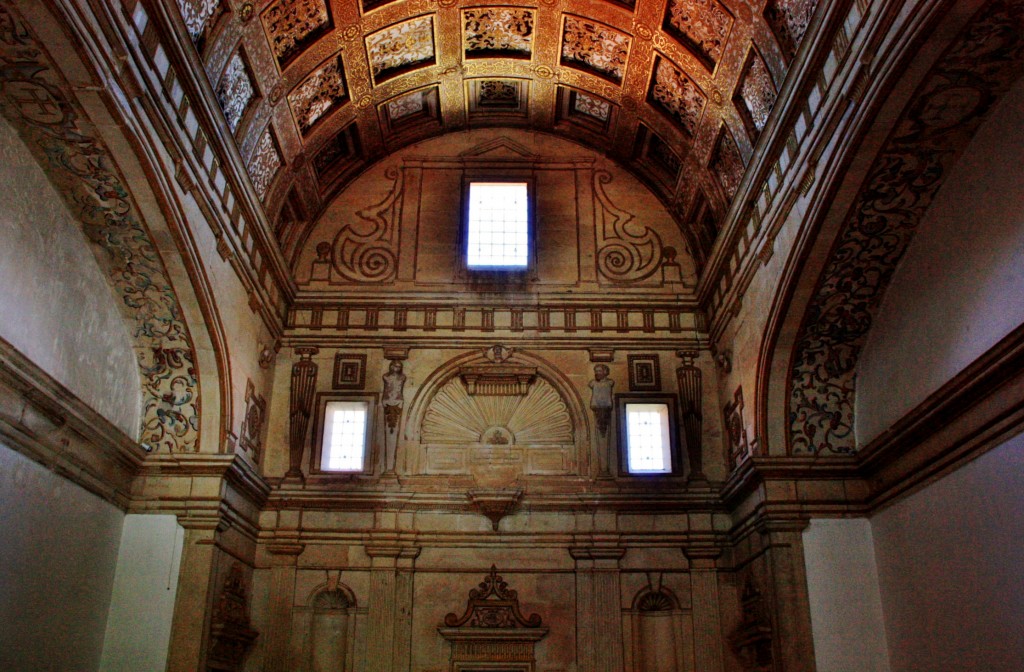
[178,0,821,275]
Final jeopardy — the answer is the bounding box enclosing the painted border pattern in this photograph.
[788,0,1024,455]
[0,2,201,452]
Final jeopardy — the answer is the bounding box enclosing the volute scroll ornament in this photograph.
[443,565,544,629]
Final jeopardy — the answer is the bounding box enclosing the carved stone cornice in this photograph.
[0,336,144,509]
[468,488,523,531]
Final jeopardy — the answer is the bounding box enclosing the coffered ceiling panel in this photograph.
[172,0,825,283]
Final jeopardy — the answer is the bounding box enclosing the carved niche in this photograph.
[207,563,258,671]
[439,566,548,672]
[414,347,580,480]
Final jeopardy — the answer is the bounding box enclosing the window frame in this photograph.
[309,392,378,476]
[459,174,537,279]
[615,393,683,477]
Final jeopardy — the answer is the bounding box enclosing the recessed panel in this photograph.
[366,16,436,85]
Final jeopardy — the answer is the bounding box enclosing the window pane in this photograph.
[626,403,672,473]
[467,182,528,268]
[321,401,368,471]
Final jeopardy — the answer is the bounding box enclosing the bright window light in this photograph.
[466,182,529,268]
[625,403,672,474]
[321,401,369,471]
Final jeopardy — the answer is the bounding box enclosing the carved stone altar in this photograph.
[439,566,548,672]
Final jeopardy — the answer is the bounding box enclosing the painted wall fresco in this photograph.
[788,0,1024,454]
[0,2,200,452]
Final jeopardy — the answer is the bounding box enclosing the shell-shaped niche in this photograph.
[422,376,573,445]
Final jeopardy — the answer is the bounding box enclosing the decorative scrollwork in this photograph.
[330,167,401,283]
[444,565,543,628]
[594,170,663,284]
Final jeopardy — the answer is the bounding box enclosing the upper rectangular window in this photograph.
[320,400,369,472]
[624,402,672,473]
[466,181,529,269]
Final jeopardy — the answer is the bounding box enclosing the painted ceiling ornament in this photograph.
[288,56,347,134]
[261,0,332,67]
[787,0,1024,455]
[650,56,707,136]
[216,51,255,132]
[365,15,435,82]
[238,1,254,23]
[247,128,281,201]
[464,8,534,57]
[561,15,631,83]
[664,0,734,69]
[176,0,223,47]
[484,344,514,364]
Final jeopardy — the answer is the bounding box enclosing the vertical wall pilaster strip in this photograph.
[264,543,304,671]
[685,548,725,672]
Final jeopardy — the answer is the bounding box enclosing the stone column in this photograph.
[365,545,420,672]
[684,547,724,672]
[264,543,305,671]
[570,547,626,672]
[760,521,816,672]
[166,519,221,672]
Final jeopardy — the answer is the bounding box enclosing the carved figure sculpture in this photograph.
[382,359,406,474]
[589,364,614,476]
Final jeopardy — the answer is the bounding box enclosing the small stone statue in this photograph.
[589,364,614,478]
[381,360,406,474]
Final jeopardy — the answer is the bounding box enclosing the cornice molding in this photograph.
[0,337,144,509]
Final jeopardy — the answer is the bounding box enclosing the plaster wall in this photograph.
[0,441,124,672]
[0,115,139,437]
[871,431,1024,671]
[856,76,1024,444]
[99,514,184,672]
[803,519,890,672]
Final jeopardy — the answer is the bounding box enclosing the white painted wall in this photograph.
[856,77,1024,444]
[803,519,891,672]
[871,432,1024,671]
[100,514,184,672]
[0,115,139,437]
[0,442,125,672]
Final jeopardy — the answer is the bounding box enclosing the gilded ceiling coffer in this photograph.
[459,365,537,396]
[676,350,705,480]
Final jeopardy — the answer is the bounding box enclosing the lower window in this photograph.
[616,394,681,476]
[311,394,376,474]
